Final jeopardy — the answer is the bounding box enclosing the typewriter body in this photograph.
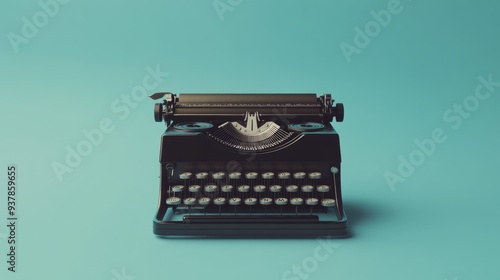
[150,92,347,237]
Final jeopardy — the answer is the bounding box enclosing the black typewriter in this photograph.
[150,92,347,237]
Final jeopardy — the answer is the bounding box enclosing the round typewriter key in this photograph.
[262,172,274,179]
[278,172,291,179]
[316,185,330,192]
[321,198,336,207]
[204,185,218,193]
[245,172,258,179]
[293,172,306,179]
[270,185,282,192]
[291,197,304,205]
[214,197,226,205]
[306,198,319,206]
[254,185,266,192]
[198,197,211,205]
[301,185,314,193]
[179,172,192,180]
[196,172,208,179]
[238,185,250,192]
[330,167,339,174]
[244,198,257,206]
[166,197,181,205]
[229,197,241,205]
[221,185,234,192]
[172,185,185,192]
[229,172,241,179]
[188,185,201,192]
[212,172,225,180]
[308,172,321,180]
[183,197,197,205]
[275,198,288,205]
[260,198,273,205]
[286,185,299,192]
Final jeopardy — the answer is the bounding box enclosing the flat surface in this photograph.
[1,1,499,279]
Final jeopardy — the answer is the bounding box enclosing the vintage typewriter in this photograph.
[150,92,346,237]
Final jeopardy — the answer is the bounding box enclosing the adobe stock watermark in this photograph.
[51,65,169,182]
[213,0,243,21]
[339,0,406,63]
[7,0,71,54]
[111,267,135,280]
[385,74,500,191]
[282,236,340,280]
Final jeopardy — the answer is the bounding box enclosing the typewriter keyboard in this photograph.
[165,171,338,215]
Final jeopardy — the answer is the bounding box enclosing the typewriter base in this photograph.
[153,209,348,237]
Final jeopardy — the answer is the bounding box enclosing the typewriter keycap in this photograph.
[278,172,291,179]
[172,185,185,192]
[306,198,319,206]
[254,185,266,192]
[198,197,211,205]
[308,172,321,179]
[179,172,192,180]
[205,185,218,192]
[166,197,181,205]
[331,167,339,174]
[229,172,242,179]
[238,185,250,192]
[301,185,314,193]
[316,185,330,192]
[229,197,241,205]
[260,198,273,205]
[321,199,336,207]
[221,185,234,192]
[275,198,288,205]
[270,185,282,192]
[286,185,299,192]
[188,185,201,192]
[196,172,208,179]
[291,198,304,205]
[245,172,258,179]
[244,197,257,205]
[183,197,197,205]
[262,172,274,179]
[212,172,225,180]
[214,197,226,205]
[293,172,306,179]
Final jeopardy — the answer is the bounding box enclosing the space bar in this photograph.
[183,215,319,224]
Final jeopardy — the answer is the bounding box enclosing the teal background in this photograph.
[1,0,499,279]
